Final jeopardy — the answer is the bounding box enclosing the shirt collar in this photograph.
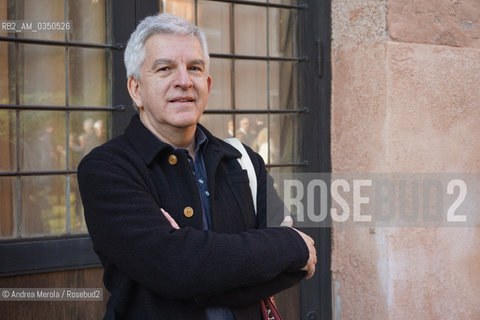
[125,115,238,165]
[193,126,209,155]
[125,115,210,165]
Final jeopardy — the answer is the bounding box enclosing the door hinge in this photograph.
[316,40,323,78]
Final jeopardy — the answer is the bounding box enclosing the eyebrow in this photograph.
[150,58,205,70]
[151,59,173,70]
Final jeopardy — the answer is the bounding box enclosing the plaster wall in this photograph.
[331,0,480,319]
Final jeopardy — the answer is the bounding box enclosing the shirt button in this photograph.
[168,154,178,165]
[183,206,194,218]
[205,191,210,196]
[198,179,204,184]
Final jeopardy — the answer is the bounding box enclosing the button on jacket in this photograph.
[77,115,309,320]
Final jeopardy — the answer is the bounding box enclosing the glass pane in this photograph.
[69,112,109,169]
[207,58,232,110]
[163,0,195,23]
[0,0,7,37]
[69,0,106,44]
[198,0,230,54]
[269,8,297,58]
[199,114,233,139]
[70,174,87,233]
[234,5,267,56]
[0,177,15,238]
[234,60,267,109]
[0,41,15,105]
[17,0,65,42]
[270,114,299,163]
[236,115,268,155]
[69,48,107,106]
[21,175,66,237]
[0,110,16,172]
[20,111,66,171]
[19,44,66,105]
[269,61,297,110]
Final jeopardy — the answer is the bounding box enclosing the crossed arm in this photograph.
[79,153,316,307]
[161,208,317,280]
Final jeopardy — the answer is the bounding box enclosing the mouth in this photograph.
[169,97,195,103]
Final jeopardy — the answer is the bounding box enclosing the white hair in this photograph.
[124,13,210,80]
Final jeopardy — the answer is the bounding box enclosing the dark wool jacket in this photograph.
[77,115,309,320]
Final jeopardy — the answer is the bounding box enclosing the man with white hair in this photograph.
[78,13,316,320]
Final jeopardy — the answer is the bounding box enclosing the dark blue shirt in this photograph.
[177,128,235,320]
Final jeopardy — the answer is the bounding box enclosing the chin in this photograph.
[171,117,200,128]
[173,112,202,126]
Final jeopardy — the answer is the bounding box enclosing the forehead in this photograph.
[143,33,204,62]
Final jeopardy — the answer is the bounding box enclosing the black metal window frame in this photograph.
[193,0,310,169]
[0,0,122,275]
[298,0,332,318]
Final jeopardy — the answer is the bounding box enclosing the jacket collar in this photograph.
[124,115,172,165]
[124,115,242,165]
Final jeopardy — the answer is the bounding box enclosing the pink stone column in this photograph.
[331,0,480,319]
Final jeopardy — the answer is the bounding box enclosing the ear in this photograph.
[207,75,212,95]
[127,76,143,109]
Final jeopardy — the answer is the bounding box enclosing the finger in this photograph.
[304,265,314,279]
[280,215,293,227]
[161,208,180,229]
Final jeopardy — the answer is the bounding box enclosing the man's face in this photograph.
[240,118,249,129]
[128,34,212,134]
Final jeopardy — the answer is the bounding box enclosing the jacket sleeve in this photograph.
[77,151,309,302]
[192,144,309,308]
[194,270,306,307]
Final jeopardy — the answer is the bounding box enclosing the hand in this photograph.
[280,216,316,279]
[280,215,293,227]
[161,208,180,230]
[294,229,316,279]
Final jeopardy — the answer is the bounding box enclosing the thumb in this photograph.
[280,215,293,227]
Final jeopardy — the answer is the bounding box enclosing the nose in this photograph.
[173,66,193,89]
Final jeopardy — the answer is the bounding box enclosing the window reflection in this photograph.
[0,110,15,172]
[69,113,109,169]
[69,0,107,44]
[234,5,267,56]
[235,60,268,109]
[69,48,108,106]
[271,114,299,163]
[199,114,232,140]
[268,8,297,58]
[198,0,230,54]
[162,0,194,23]
[269,61,298,110]
[0,0,109,239]
[0,177,15,238]
[70,175,87,233]
[19,45,66,106]
[20,111,66,171]
[206,59,232,110]
[21,176,66,236]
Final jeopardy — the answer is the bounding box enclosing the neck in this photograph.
[139,112,196,159]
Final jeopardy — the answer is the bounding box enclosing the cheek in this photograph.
[197,82,210,97]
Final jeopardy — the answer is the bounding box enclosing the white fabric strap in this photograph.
[224,138,257,214]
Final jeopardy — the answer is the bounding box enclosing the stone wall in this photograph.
[331,1,480,319]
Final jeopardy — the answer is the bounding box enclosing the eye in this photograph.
[157,66,170,72]
[189,66,203,72]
